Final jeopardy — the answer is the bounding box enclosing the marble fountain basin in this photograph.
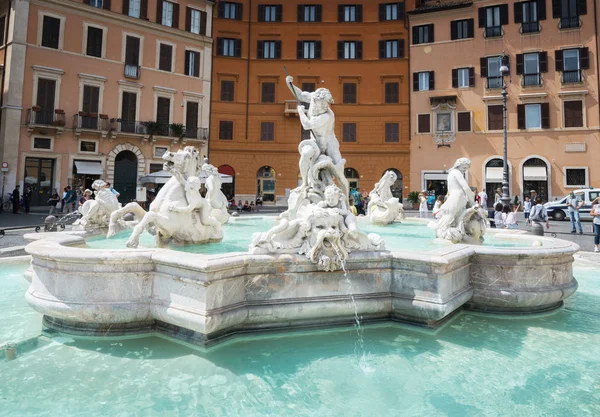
[23,219,579,347]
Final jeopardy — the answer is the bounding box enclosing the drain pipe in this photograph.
[594,0,600,125]
[0,0,12,111]
[245,0,251,141]
[206,1,215,161]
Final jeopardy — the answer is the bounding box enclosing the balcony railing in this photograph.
[27,108,66,127]
[562,70,582,83]
[484,26,502,38]
[521,21,540,33]
[124,64,141,79]
[522,73,541,86]
[73,114,111,131]
[184,127,209,140]
[118,119,148,134]
[486,76,503,89]
[560,16,580,29]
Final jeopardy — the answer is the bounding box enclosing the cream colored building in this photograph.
[409,0,599,203]
[0,0,213,205]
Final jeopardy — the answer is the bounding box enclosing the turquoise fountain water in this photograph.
[86,217,529,254]
[2,260,599,416]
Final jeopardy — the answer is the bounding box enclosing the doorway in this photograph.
[344,167,360,191]
[218,164,235,201]
[257,166,276,204]
[523,157,549,202]
[114,150,138,203]
[24,157,55,206]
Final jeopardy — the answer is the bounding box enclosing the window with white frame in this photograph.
[525,103,541,129]
[33,137,52,150]
[303,5,318,22]
[383,40,401,58]
[565,167,588,187]
[263,6,277,22]
[154,146,168,158]
[262,41,276,59]
[383,3,400,20]
[223,39,235,57]
[418,72,430,91]
[457,68,469,88]
[129,0,141,18]
[223,2,238,19]
[90,0,103,8]
[302,41,316,59]
[185,50,200,77]
[343,41,356,59]
[40,14,62,49]
[162,1,174,27]
[79,140,98,153]
[190,8,201,34]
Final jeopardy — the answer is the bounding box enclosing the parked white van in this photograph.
[544,188,600,221]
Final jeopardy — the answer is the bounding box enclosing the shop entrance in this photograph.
[24,157,55,206]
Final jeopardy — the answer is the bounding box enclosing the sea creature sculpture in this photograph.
[368,170,405,224]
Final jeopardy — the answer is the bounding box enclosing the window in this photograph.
[120,91,137,132]
[517,52,546,86]
[82,85,100,129]
[339,5,362,22]
[564,101,583,127]
[90,0,104,8]
[221,80,235,102]
[260,122,275,141]
[298,5,321,22]
[565,168,587,187]
[156,97,171,134]
[150,163,163,173]
[297,41,321,59]
[452,68,474,88]
[302,82,316,93]
[86,26,103,58]
[218,1,242,20]
[154,146,168,158]
[185,50,200,77]
[124,35,141,78]
[158,43,173,72]
[457,112,471,132]
[518,103,550,129]
[412,24,434,45]
[342,83,357,104]
[217,38,242,57]
[338,41,362,60]
[127,0,143,18]
[515,1,544,33]
[342,123,357,142]
[185,102,199,137]
[413,71,434,91]
[481,55,508,89]
[41,15,61,49]
[379,2,405,21]
[261,82,275,103]
[33,137,52,150]
[385,82,399,103]
[258,5,282,22]
[219,121,233,140]
[479,4,509,37]
[379,40,404,59]
[553,0,586,29]
[187,8,207,35]
[80,140,97,153]
[257,40,281,59]
[160,1,178,27]
[0,15,5,45]
[417,114,431,133]
[385,123,399,142]
[451,19,474,40]
[35,78,56,124]
[487,105,503,130]
[556,48,588,83]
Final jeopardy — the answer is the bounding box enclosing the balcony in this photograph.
[118,119,148,135]
[484,26,502,38]
[124,64,141,79]
[73,113,112,138]
[562,70,582,84]
[486,76,503,89]
[521,21,540,33]
[182,127,209,144]
[560,16,580,29]
[26,107,66,137]
[284,100,299,116]
[522,73,541,87]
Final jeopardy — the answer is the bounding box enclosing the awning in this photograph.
[485,167,504,182]
[139,170,233,185]
[75,160,103,175]
[523,166,547,181]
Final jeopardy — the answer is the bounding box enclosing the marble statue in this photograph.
[429,158,487,244]
[73,180,121,230]
[202,162,230,224]
[368,171,405,224]
[250,75,384,271]
[107,146,223,247]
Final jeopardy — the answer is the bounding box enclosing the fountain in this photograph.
[21,73,578,347]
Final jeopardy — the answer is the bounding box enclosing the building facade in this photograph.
[209,0,412,205]
[0,0,213,206]
[409,0,599,203]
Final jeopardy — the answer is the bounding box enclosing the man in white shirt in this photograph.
[478,189,488,209]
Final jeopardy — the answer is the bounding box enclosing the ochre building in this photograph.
[210,0,412,205]
[0,0,213,206]
[409,0,599,203]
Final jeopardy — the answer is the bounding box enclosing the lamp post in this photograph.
[500,52,511,207]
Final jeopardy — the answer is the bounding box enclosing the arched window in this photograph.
[484,158,504,202]
[523,158,549,202]
[382,168,403,199]
[344,167,359,190]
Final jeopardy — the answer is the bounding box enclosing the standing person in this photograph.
[11,185,20,214]
[64,186,76,213]
[529,197,549,233]
[61,187,68,213]
[591,197,600,253]
[529,190,538,205]
[494,202,504,229]
[502,204,520,229]
[478,189,488,209]
[48,189,60,215]
[79,189,93,207]
[494,188,502,205]
[23,186,32,213]
[523,196,531,223]
[418,191,428,218]
[566,191,584,234]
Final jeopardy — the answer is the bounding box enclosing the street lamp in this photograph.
[499,52,511,207]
